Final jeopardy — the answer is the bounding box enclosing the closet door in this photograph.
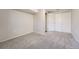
[55,12,71,33]
[47,12,71,33]
[47,13,55,31]
[55,13,62,32]
[61,12,71,33]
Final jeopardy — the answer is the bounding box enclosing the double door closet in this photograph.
[46,12,71,33]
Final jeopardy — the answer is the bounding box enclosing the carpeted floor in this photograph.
[0,32,79,49]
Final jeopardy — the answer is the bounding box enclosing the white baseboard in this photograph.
[0,32,33,42]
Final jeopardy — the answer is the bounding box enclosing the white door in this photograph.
[47,13,55,31]
[55,13,63,32]
[47,12,71,33]
[61,12,71,33]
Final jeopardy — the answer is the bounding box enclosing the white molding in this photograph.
[0,32,33,42]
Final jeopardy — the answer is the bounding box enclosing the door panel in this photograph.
[55,13,62,32]
[47,13,55,31]
[47,12,71,33]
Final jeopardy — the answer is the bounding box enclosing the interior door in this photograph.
[55,13,62,32]
[61,12,71,33]
[47,12,71,33]
[47,13,55,31]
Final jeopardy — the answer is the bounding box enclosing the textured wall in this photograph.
[0,10,33,42]
[33,9,45,34]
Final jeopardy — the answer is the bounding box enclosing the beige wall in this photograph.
[33,9,45,34]
[0,10,33,42]
[71,9,79,42]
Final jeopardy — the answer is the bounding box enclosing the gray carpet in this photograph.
[0,32,79,49]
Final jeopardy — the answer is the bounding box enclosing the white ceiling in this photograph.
[46,9,71,13]
[14,9,71,14]
[14,9,39,14]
